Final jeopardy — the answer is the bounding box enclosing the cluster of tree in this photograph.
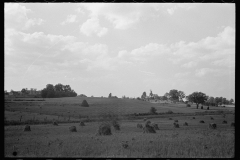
[204,96,234,106]
[78,94,87,97]
[140,89,234,108]
[108,93,118,98]
[41,83,77,98]
[186,92,234,108]
[141,89,185,102]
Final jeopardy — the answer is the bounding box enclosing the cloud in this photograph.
[78,3,146,30]
[195,68,218,77]
[80,17,108,37]
[61,14,77,25]
[181,61,197,68]
[139,70,156,76]
[5,3,44,30]
[174,72,190,78]
[170,26,235,65]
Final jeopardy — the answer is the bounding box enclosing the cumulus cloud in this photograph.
[181,61,198,68]
[195,68,218,77]
[5,3,44,30]
[174,72,190,78]
[61,14,77,25]
[80,17,108,37]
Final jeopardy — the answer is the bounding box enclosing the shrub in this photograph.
[231,122,235,127]
[183,122,188,126]
[53,121,58,126]
[174,120,178,123]
[97,123,112,135]
[199,120,205,123]
[193,117,195,119]
[207,107,209,110]
[150,107,157,114]
[166,110,173,114]
[201,106,203,109]
[81,100,89,107]
[186,104,191,107]
[169,118,172,120]
[210,117,214,120]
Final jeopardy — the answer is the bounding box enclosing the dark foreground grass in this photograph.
[5,116,234,158]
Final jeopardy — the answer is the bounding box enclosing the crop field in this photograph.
[4,97,235,158]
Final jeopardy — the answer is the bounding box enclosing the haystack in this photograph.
[152,123,159,130]
[53,121,58,126]
[222,120,227,124]
[69,126,77,132]
[208,123,217,129]
[79,121,85,126]
[137,123,143,129]
[173,123,179,128]
[81,100,89,107]
[113,123,120,131]
[24,125,31,131]
[143,121,156,133]
[97,123,112,135]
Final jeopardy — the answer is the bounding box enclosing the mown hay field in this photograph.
[4,97,235,158]
[5,113,234,158]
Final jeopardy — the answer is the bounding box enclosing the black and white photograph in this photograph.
[4,2,235,158]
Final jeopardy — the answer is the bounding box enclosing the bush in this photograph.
[150,107,157,114]
[81,99,89,107]
[186,104,191,107]
[166,110,173,114]
[201,106,203,109]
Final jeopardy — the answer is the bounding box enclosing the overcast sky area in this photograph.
[4,3,235,100]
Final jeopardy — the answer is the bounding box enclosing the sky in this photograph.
[4,3,235,100]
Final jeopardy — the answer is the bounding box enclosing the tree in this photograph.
[214,97,220,106]
[178,91,185,102]
[149,90,153,98]
[108,93,112,98]
[207,97,215,106]
[55,83,64,92]
[222,98,227,105]
[149,107,157,115]
[187,92,208,109]
[168,89,179,102]
[141,91,147,99]
[164,92,170,100]
[41,88,48,98]
[21,88,28,94]
[230,99,234,104]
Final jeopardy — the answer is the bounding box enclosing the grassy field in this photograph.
[4,97,235,158]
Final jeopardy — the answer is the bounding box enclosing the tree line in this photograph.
[140,89,234,108]
[41,83,77,98]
